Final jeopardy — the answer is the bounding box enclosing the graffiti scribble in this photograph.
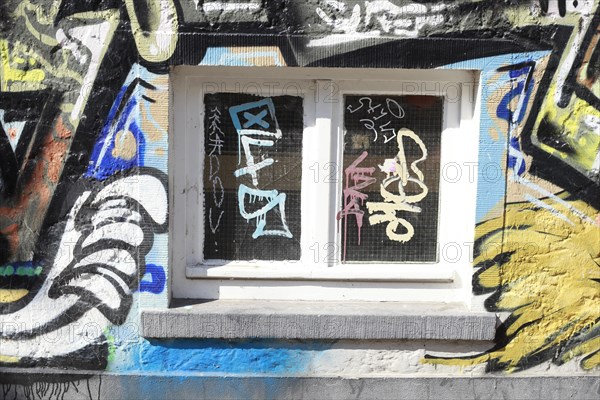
[337,151,376,261]
[366,128,428,243]
[229,98,292,239]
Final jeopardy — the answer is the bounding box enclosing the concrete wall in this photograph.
[0,1,599,398]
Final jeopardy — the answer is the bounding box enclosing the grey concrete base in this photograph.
[141,299,497,340]
[1,369,599,400]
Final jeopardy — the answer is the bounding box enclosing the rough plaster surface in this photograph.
[1,369,599,400]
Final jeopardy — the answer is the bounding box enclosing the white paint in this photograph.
[237,185,292,238]
[316,2,361,33]
[235,135,276,186]
[0,109,25,153]
[78,249,137,275]
[0,191,88,358]
[172,67,479,303]
[82,222,145,247]
[584,115,600,133]
[543,0,594,17]
[202,1,261,14]
[553,11,594,106]
[311,0,449,47]
[148,0,178,57]
[56,28,88,65]
[515,173,597,225]
[0,174,167,358]
[93,174,168,225]
[69,21,113,122]
[524,193,574,225]
[592,150,600,177]
[91,207,142,228]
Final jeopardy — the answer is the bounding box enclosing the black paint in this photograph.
[203,93,303,261]
[341,95,443,263]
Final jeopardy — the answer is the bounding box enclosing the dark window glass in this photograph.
[203,93,302,261]
[339,95,443,263]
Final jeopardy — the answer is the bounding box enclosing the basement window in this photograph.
[171,67,480,303]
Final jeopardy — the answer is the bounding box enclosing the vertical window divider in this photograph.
[314,79,336,269]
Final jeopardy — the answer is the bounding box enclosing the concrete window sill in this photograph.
[141,300,497,341]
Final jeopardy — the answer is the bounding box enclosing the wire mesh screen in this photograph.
[340,95,443,263]
[203,93,303,261]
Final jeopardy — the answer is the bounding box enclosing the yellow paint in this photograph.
[0,355,20,363]
[0,289,28,302]
[536,101,600,172]
[0,39,45,91]
[125,0,178,63]
[581,348,600,370]
[14,1,60,47]
[366,129,428,242]
[230,46,287,67]
[3,5,123,95]
[141,79,169,142]
[112,130,138,161]
[425,194,600,371]
[0,37,85,92]
[530,23,600,175]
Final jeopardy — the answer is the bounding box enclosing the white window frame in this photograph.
[171,66,480,303]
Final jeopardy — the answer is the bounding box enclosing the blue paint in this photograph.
[0,261,41,276]
[139,264,166,294]
[507,136,526,176]
[229,98,277,131]
[199,48,284,67]
[229,98,278,166]
[86,84,146,180]
[440,51,550,222]
[243,109,270,129]
[496,65,534,124]
[111,338,330,375]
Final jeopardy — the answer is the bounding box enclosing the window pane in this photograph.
[339,95,443,263]
[203,93,302,261]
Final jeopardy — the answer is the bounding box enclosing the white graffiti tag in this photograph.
[311,0,449,46]
[207,107,225,234]
[366,128,428,242]
[238,185,292,238]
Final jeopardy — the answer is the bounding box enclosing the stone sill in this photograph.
[141,299,497,341]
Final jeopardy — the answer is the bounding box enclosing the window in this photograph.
[171,67,480,303]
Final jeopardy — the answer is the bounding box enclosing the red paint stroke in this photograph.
[337,151,376,261]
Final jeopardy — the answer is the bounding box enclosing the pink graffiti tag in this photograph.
[337,151,376,261]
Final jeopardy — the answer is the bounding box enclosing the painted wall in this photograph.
[0,0,598,390]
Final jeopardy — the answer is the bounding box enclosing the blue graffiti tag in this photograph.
[496,63,535,124]
[497,62,536,177]
[229,98,292,239]
[140,264,166,294]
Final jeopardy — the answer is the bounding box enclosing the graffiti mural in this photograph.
[0,0,176,368]
[425,194,600,371]
[0,0,598,379]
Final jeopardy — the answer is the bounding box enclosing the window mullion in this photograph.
[301,80,336,270]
